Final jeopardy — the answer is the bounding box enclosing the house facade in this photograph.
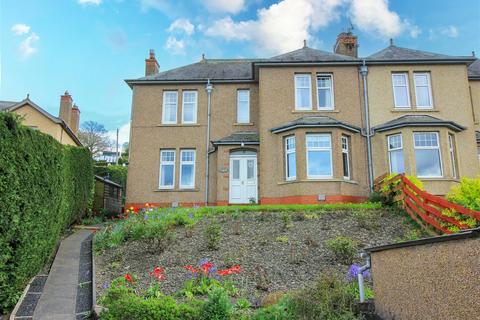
[125,33,479,208]
[0,91,82,146]
[468,59,480,161]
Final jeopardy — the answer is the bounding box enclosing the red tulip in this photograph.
[124,274,133,282]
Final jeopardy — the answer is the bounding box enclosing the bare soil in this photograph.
[95,209,417,305]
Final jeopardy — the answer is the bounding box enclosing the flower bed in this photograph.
[94,205,422,319]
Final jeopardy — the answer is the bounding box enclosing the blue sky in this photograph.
[1,0,479,143]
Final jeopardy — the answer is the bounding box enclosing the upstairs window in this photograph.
[285,136,296,180]
[341,136,350,180]
[237,90,250,123]
[306,134,332,178]
[414,72,433,109]
[414,132,443,178]
[392,73,411,108]
[388,134,405,174]
[294,74,312,110]
[180,149,195,188]
[162,91,178,124]
[182,91,197,124]
[317,74,334,110]
[159,150,175,189]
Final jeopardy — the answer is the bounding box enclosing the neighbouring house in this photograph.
[468,59,480,160]
[0,91,82,146]
[125,32,479,208]
[94,150,121,164]
[93,175,123,214]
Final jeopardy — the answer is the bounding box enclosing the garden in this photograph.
[94,203,425,319]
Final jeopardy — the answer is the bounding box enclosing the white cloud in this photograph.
[167,18,195,35]
[440,25,459,38]
[19,33,40,58]
[205,0,347,55]
[78,0,102,5]
[203,0,245,14]
[164,36,186,54]
[139,0,169,12]
[108,122,130,148]
[11,23,31,35]
[350,0,402,38]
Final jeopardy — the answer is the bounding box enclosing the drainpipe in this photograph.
[205,79,214,205]
[358,252,371,303]
[360,60,374,191]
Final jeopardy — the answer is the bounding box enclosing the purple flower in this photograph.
[144,214,149,220]
[198,258,210,266]
[102,282,110,289]
[188,213,194,219]
[346,264,371,282]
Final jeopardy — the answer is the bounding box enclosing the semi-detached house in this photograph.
[125,32,479,208]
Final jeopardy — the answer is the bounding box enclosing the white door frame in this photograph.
[229,153,258,204]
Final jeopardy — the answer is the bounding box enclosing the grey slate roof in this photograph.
[212,131,259,145]
[0,100,18,111]
[270,116,361,134]
[367,45,474,63]
[373,115,465,132]
[268,46,357,62]
[468,59,480,79]
[95,175,123,188]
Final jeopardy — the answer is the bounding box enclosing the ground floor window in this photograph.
[388,134,405,174]
[159,150,175,188]
[285,136,296,180]
[180,149,195,188]
[414,132,442,178]
[306,134,332,178]
[341,136,350,180]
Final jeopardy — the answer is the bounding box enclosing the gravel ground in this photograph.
[95,209,416,304]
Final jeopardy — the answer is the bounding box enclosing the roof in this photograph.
[268,46,358,63]
[212,131,259,145]
[270,116,361,134]
[468,59,480,79]
[95,175,123,188]
[372,115,465,132]
[0,98,82,146]
[366,44,475,64]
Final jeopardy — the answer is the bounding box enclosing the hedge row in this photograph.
[0,113,94,311]
[94,164,127,189]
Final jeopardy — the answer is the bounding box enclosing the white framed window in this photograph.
[306,134,332,179]
[180,149,195,188]
[285,136,296,180]
[414,72,433,109]
[341,136,350,180]
[294,74,312,110]
[392,73,411,108]
[159,150,175,189]
[162,91,178,124]
[413,132,443,178]
[388,134,405,174]
[182,91,197,124]
[237,90,250,123]
[317,74,334,110]
[448,134,458,179]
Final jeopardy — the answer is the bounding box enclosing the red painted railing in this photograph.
[374,173,480,234]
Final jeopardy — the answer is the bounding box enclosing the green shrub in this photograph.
[325,236,359,265]
[378,174,423,206]
[447,177,480,211]
[204,219,222,250]
[200,287,233,320]
[94,164,127,189]
[0,113,93,311]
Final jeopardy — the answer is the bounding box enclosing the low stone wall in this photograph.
[367,229,480,320]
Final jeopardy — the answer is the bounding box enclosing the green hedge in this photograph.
[94,164,127,189]
[0,113,94,311]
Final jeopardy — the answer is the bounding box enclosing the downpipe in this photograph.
[205,79,213,205]
[358,252,371,303]
[359,60,374,192]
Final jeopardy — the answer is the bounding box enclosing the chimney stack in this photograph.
[334,32,358,58]
[70,104,80,135]
[145,49,159,76]
[59,90,73,125]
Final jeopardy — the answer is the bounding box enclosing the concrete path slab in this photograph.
[33,230,92,320]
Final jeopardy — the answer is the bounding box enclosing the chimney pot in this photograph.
[59,90,73,124]
[334,31,358,58]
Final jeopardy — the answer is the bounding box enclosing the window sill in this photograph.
[234,123,255,126]
[292,109,338,114]
[157,124,203,127]
[277,178,359,185]
[154,188,200,192]
[418,177,459,182]
[391,108,438,113]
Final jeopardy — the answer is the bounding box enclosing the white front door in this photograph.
[229,154,258,204]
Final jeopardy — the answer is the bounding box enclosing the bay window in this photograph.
[388,134,405,174]
[182,91,197,124]
[162,91,178,124]
[306,134,332,178]
[414,132,442,177]
[392,73,411,108]
[317,74,334,110]
[285,136,296,180]
[159,150,175,188]
[414,72,433,109]
[180,149,195,188]
[294,74,312,110]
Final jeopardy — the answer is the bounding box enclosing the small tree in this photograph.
[78,121,112,157]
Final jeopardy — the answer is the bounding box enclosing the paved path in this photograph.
[33,230,92,320]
